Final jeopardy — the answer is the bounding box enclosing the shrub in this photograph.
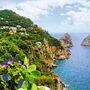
[0,57,41,90]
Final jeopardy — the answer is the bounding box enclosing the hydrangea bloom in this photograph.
[1,60,8,65]
[18,80,23,87]
[9,58,15,62]
[2,74,8,81]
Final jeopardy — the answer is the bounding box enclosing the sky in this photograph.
[0,0,90,33]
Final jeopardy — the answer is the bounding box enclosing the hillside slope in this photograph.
[0,10,69,90]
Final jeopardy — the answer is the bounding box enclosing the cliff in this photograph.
[0,10,70,90]
[59,33,73,48]
[81,34,90,46]
[35,38,69,68]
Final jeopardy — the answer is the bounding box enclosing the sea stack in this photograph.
[81,34,90,46]
[59,33,73,48]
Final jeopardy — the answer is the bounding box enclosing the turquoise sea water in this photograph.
[52,33,90,90]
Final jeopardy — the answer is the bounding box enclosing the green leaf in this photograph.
[27,65,36,73]
[8,75,11,80]
[13,71,18,76]
[38,86,44,90]
[22,81,28,89]
[31,71,41,77]
[21,68,28,75]
[18,88,27,90]
[31,83,37,90]
[24,56,29,68]
[27,75,35,83]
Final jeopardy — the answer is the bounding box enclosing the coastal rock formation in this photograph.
[43,38,69,60]
[35,38,70,68]
[59,33,73,48]
[81,34,90,46]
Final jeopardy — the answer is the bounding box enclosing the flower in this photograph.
[2,74,8,81]
[1,60,8,65]
[9,58,15,62]
[18,80,23,87]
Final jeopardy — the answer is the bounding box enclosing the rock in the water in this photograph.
[81,34,90,46]
[59,33,73,48]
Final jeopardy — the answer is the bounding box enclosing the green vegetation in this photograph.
[0,57,44,90]
[0,9,64,90]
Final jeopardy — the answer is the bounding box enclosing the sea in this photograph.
[51,33,90,90]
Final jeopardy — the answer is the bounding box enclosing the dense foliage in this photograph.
[0,10,33,28]
[0,9,64,90]
[0,57,45,90]
[0,10,61,46]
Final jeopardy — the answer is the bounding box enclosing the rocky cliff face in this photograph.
[81,34,90,46]
[36,33,72,68]
[43,38,69,60]
[35,38,70,67]
[59,33,73,48]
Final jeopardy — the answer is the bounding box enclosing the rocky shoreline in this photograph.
[34,33,72,90]
[49,33,73,68]
[57,33,72,90]
[49,33,73,90]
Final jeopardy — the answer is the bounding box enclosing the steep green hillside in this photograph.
[0,10,61,46]
[0,9,64,62]
[0,10,66,90]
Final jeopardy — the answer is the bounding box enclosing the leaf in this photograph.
[21,68,27,75]
[24,56,29,68]
[37,86,44,90]
[18,88,27,90]
[21,81,28,89]
[27,75,35,83]
[13,71,18,76]
[8,61,13,66]
[27,65,36,73]
[31,71,41,77]
[31,83,37,90]
[8,75,11,80]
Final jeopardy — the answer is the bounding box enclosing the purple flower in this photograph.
[9,58,15,62]
[2,74,8,81]
[18,80,23,87]
[1,60,8,65]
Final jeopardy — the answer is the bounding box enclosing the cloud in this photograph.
[0,0,76,18]
[66,8,90,24]
[0,0,90,25]
[59,0,90,24]
[16,0,72,19]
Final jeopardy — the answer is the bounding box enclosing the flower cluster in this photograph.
[0,58,22,87]
[0,57,41,90]
[0,58,15,75]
